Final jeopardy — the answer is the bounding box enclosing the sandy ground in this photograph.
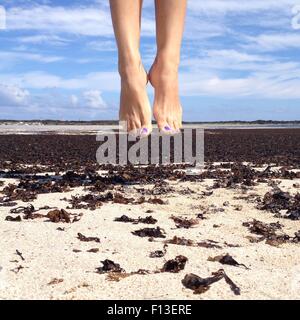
[0,172,300,300]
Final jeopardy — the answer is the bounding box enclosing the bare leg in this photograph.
[149,0,187,133]
[109,0,152,135]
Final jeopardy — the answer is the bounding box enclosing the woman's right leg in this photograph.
[109,0,152,135]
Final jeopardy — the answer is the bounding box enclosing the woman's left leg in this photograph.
[149,0,187,133]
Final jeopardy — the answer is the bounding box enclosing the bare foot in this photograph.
[119,62,152,136]
[148,57,182,133]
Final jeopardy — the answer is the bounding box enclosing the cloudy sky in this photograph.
[0,0,300,121]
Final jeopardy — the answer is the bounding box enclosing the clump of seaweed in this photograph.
[258,187,300,220]
[182,269,240,295]
[77,233,100,243]
[114,215,157,225]
[242,219,299,246]
[208,254,249,269]
[132,227,166,238]
[161,255,188,273]
[170,215,199,229]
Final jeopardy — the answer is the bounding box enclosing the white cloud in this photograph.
[181,49,273,72]
[292,5,300,29]
[83,90,107,109]
[0,83,30,107]
[0,82,109,120]
[188,0,298,14]
[6,4,155,37]
[243,33,300,51]
[184,0,299,40]
[70,94,78,106]
[0,51,63,63]
[0,5,6,30]
[179,71,300,99]
[6,5,112,36]
[0,71,119,91]
[18,34,70,45]
[208,49,271,62]
[87,40,116,51]
[178,47,300,98]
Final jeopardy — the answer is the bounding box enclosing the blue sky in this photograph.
[0,0,300,121]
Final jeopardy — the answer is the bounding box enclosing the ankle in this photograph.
[119,64,147,85]
[154,52,180,74]
[118,54,144,78]
[149,56,179,87]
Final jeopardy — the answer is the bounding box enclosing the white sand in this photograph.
[0,175,300,300]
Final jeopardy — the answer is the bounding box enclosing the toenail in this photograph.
[164,125,171,131]
[140,128,148,135]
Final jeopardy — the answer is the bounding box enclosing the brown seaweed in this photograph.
[96,259,125,274]
[165,236,223,249]
[208,254,249,269]
[114,215,157,224]
[77,233,100,243]
[243,219,296,246]
[149,244,168,258]
[16,250,25,261]
[87,248,99,253]
[161,255,188,273]
[48,278,64,285]
[5,215,22,222]
[47,209,71,223]
[182,269,240,295]
[132,227,166,238]
[170,215,199,229]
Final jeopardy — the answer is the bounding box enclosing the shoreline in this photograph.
[1,124,300,135]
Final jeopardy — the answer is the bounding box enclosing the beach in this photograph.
[0,128,299,300]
